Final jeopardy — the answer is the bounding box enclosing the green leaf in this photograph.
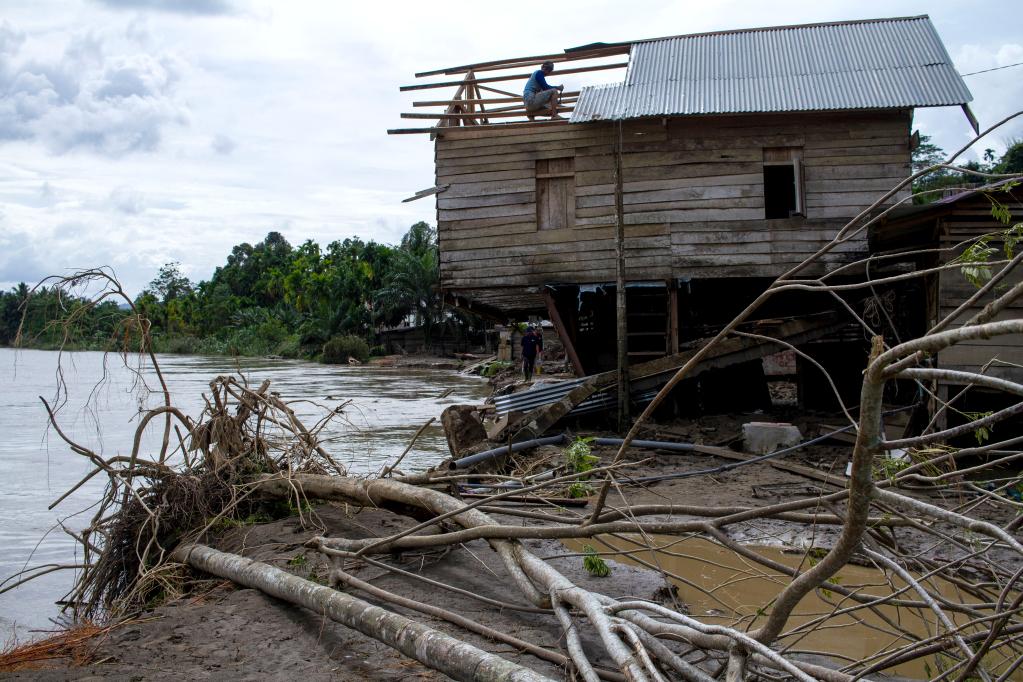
[582,544,612,577]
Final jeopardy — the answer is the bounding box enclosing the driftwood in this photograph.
[170,543,553,682]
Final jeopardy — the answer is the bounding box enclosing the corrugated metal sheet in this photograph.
[571,16,971,122]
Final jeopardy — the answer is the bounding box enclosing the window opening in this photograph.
[763,147,804,219]
[536,157,575,230]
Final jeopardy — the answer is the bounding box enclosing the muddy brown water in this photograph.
[0,349,488,641]
[565,535,1014,680]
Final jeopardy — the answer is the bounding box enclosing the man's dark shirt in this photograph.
[521,332,542,358]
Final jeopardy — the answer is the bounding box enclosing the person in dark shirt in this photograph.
[523,61,564,121]
[520,326,544,381]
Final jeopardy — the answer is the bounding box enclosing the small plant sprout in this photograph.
[582,544,611,577]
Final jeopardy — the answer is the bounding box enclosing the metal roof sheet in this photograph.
[571,16,971,122]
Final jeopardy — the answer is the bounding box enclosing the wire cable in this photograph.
[962,62,1023,77]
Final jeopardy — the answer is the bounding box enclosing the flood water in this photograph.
[565,535,1008,679]
[0,348,488,641]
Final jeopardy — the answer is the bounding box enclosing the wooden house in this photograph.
[393,16,976,383]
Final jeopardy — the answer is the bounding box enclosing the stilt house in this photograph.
[392,16,976,401]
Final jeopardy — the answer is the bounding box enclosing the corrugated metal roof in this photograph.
[571,16,971,122]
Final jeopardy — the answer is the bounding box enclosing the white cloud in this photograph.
[107,185,146,214]
[0,24,188,155]
[210,133,235,155]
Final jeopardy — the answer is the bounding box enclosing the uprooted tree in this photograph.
[4,113,1023,681]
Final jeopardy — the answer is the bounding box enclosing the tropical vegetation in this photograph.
[912,136,1023,203]
[0,222,470,362]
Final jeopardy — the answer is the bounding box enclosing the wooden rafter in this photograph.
[477,84,519,98]
[414,45,630,77]
[413,92,580,107]
[389,119,570,135]
[402,109,575,120]
[398,43,630,135]
[400,62,628,92]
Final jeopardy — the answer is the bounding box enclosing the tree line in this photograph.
[0,221,465,361]
[913,137,1022,201]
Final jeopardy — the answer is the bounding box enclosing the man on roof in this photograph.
[523,61,564,121]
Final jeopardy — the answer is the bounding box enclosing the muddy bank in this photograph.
[4,406,1017,680]
[2,503,667,680]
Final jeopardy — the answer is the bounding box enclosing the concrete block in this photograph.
[742,421,802,455]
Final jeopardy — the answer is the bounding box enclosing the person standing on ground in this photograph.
[523,61,564,121]
[521,326,543,382]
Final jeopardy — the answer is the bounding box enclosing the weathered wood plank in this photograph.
[437,191,535,209]
[438,202,535,221]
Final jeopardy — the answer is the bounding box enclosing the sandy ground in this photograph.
[3,407,1017,680]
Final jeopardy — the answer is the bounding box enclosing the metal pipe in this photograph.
[451,434,568,469]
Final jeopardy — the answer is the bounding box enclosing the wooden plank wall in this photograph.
[937,198,1023,382]
[434,110,911,298]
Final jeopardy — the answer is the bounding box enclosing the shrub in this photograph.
[322,335,370,364]
[151,334,202,355]
[273,334,303,359]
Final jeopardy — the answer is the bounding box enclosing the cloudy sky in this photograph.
[1,0,1020,296]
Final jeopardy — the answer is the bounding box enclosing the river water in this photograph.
[0,348,488,641]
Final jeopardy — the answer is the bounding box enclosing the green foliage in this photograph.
[994,140,1023,175]
[964,411,994,445]
[565,437,599,473]
[0,283,129,350]
[953,238,997,288]
[482,360,512,377]
[568,481,594,498]
[911,136,1023,204]
[323,334,370,364]
[7,222,481,364]
[582,545,611,577]
[287,554,308,567]
[375,222,443,342]
[873,456,909,482]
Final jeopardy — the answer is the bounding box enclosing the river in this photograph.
[0,348,489,641]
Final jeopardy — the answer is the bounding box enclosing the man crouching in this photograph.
[523,61,564,120]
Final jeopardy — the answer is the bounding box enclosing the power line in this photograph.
[961,61,1023,77]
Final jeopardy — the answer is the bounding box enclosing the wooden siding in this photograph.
[434,110,911,304]
[935,199,1023,382]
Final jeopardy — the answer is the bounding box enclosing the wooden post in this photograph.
[543,289,585,377]
[614,121,630,429]
[668,280,679,355]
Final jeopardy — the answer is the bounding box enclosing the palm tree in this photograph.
[377,224,441,341]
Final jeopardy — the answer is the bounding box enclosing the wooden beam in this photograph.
[478,84,520,98]
[402,108,575,120]
[543,289,585,377]
[613,122,629,428]
[414,46,630,78]
[388,119,571,135]
[443,292,508,323]
[400,62,628,92]
[668,282,679,355]
[414,93,580,107]
[402,184,449,203]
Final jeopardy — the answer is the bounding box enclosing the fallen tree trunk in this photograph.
[170,542,555,682]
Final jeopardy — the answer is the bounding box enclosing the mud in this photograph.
[4,409,1018,680]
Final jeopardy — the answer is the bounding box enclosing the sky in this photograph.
[1,0,1020,296]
